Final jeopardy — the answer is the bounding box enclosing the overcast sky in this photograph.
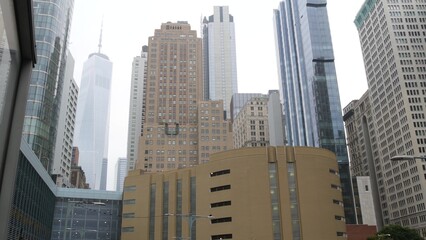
[69,0,368,190]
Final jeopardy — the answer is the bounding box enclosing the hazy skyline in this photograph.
[69,0,367,190]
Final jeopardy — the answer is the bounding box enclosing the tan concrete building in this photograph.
[136,22,233,172]
[233,95,270,148]
[122,146,347,240]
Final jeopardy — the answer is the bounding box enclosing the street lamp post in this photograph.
[390,155,426,161]
[165,213,214,240]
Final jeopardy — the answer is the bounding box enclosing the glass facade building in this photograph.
[51,189,122,240]
[73,52,113,190]
[273,0,355,223]
[22,0,74,172]
[7,141,57,240]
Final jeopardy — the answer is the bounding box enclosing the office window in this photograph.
[210,201,231,208]
[210,185,231,192]
[210,169,230,177]
[211,217,232,224]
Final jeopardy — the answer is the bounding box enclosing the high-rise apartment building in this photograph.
[116,157,127,192]
[342,0,426,233]
[202,6,238,118]
[73,33,113,190]
[273,0,355,223]
[22,0,74,172]
[136,22,233,172]
[122,146,347,240]
[52,51,79,186]
[127,46,148,172]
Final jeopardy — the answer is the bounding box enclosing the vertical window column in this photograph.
[162,182,169,240]
[269,163,282,240]
[190,177,196,239]
[150,184,156,240]
[176,179,182,238]
[288,163,301,240]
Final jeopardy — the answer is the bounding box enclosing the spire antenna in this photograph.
[98,18,103,53]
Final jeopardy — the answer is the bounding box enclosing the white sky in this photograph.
[69,0,368,190]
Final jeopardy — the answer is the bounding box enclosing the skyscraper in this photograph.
[273,0,355,223]
[343,0,426,232]
[126,46,148,172]
[202,6,238,118]
[22,0,74,172]
[115,157,127,192]
[52,51,79,186]
[73,30,113,190]
[137,21,203,172]
[136,22,233,172]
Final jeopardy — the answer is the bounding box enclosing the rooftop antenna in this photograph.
[98,17,103,53]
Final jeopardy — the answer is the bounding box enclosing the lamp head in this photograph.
[390,155,414,161]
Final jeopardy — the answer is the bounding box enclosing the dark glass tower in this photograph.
[22,1,74,172]
[273,0,356,223]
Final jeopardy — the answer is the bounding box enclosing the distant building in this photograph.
[70,165,89,189]
[73,31,113,190]
[232,91,285,149]
[273,0,355,223]
[122,146,347,239]
[202,6,238,118]
[230,93,264,122]
[127,46,148,172]
[116,157,127,192]
[71,147,80,166]
[233,95,270,148]
[100,158,108,190]
[267,90,286,146]
[52,51,79,187]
